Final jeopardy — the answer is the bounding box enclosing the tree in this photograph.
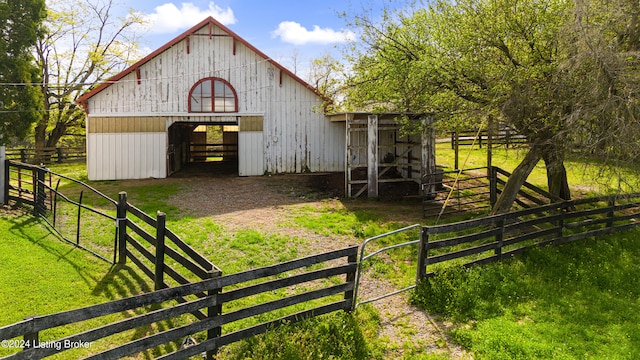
[344,0,640,213]
[307,53,349,113]
[0,0,46,146]
[34,0,143,151]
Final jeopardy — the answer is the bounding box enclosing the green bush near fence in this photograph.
[411,227,640,359]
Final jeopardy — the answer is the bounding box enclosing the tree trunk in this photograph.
[491,147,542,214]
[542,146,575,211]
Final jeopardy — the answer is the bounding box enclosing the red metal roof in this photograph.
[76,16,323,107]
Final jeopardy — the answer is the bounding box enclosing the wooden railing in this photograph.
[450,127,527,149]
[417,193,640,279]
[0,246,357,359]
[422,166,556,217]
[5,147,86,164]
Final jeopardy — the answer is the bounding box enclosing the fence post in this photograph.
[116,192,128,265]
[557,209,564,241]
[495,217,505,261]
[206,268,223,360]
[23,316,39,351]
[56,148,63,163]
[154,212,167,291]
[35,167,46,217]
[345,247,357,311]
[489,167,498,208]
[606,197,615,228]
[0,146,5,205]
[416,227,429,283]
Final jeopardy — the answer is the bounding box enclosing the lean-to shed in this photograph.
[77,16,345,180]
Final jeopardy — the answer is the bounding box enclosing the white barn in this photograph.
[78,17,345,180]
[78,17,436,198]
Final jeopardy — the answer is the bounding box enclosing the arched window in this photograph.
[189,78,238,113]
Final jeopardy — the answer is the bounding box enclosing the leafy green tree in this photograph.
[345,0,640,213]
[34,0,143,151]
[0,0,46,146]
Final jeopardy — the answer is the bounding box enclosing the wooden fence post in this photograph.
[0,146,5,205]
[117,192,128,265]
[206,268,223,360]
[556,203,565,241]
[454,132,460,170]
[606,197,615,228]
[495,217,505,261]
[154,212,167,291]
[416,227,429,283]
[345,248,357,311]
[489,167,498,208]
[23,316,39,351]
[35,167,46,217]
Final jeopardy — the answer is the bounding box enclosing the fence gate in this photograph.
[353,224,423,309]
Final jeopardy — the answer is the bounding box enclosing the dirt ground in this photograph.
[165,172,472,359]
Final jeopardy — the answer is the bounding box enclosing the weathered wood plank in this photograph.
[428,228,500,250]
[157,301,349,360]
[126,204,157,227]
[16,297,215,359]
[163,246,209,280]
[219,283,353,327]
[220,264,355,304]
[503,227,561,247]
[428,242,498,264]
[126,249,155,281]
[126,221,156,245]
[165,229,215,271]
[216,246,358,286]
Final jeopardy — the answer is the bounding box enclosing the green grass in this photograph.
[436,142,640,194]
[8,154,640,359]
[0,213,177,359]
[411,228,640,359]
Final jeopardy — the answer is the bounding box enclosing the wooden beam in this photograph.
[421,115,436,194]
[367,115,378,198]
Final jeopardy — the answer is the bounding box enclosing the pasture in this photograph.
[2,144,640,359]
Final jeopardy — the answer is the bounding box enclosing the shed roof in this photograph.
[77,16,322,107]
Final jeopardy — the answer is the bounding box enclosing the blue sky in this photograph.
[124,0,398,79]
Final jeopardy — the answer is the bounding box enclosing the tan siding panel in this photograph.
[239,116,263,132]
[88,117,166,133]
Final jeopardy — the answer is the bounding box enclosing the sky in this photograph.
[121,0,398,80]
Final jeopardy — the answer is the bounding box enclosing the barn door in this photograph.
[238,116,264,176]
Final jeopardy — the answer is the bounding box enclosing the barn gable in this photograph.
[78,17,345,180]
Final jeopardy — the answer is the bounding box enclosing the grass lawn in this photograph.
[435,142,640,194]
[3,143,640,359]
[0,212,170,358]
[412,227,640,359]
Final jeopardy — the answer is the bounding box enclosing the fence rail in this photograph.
[5,147,86,164]
[0,246,357,359]
[450,127,527,149]
[4,160,219,287]
[417,193,640,279]
[422,166,555,218]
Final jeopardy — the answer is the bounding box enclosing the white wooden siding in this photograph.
[87,132,166,180]
[238,131,264,176]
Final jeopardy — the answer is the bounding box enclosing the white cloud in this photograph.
[272,21,356,45]
[139,2,237,34]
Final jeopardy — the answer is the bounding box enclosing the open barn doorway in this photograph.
[167,122,238,176]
